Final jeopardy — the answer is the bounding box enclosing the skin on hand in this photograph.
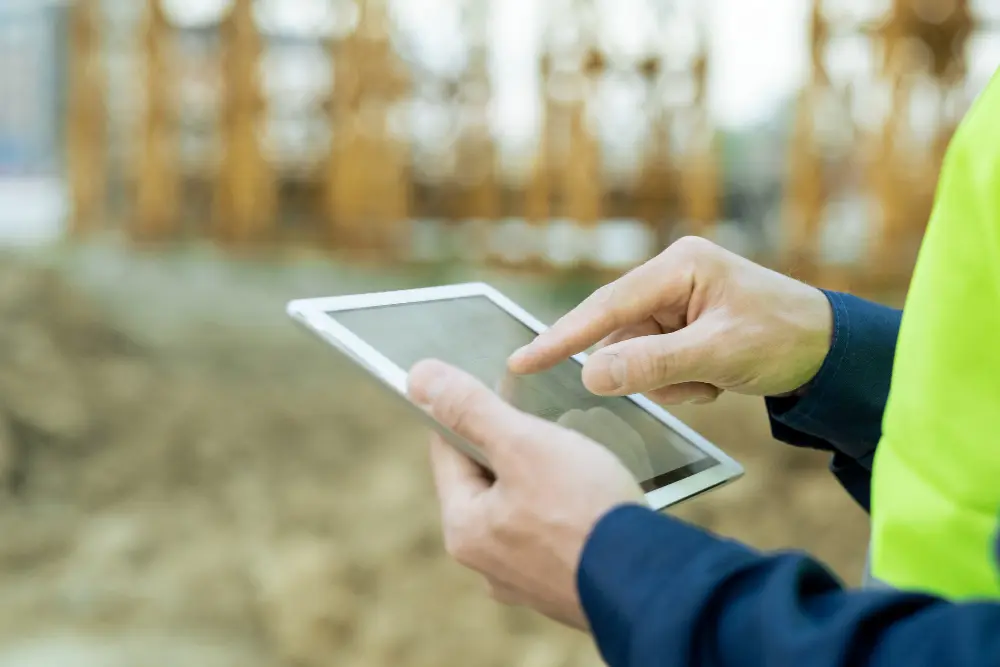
[496,370,654,482]
[408,358,646,630]
[556,407,654,482]
[508,236,834,405]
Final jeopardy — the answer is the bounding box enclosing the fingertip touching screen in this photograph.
[329,295,720,491]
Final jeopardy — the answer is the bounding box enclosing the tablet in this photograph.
[287,283,742,510]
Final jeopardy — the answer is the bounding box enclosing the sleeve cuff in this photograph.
[577,504,756,666]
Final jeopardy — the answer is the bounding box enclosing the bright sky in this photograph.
[156,0,1000,140]
[706,0,808,128]
[160,0,810,130]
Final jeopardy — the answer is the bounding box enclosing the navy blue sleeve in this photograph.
[764,291,902,510]
[579,505,1000,667]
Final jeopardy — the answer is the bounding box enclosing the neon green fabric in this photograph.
[871,70,1000,599]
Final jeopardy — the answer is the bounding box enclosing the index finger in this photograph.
[508,253,694,374]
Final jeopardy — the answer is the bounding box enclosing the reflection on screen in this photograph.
[331,296,717,487]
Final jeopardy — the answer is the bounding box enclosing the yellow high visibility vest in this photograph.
[870,70,1000,599]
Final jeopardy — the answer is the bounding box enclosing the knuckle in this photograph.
[662,236,724,293]
[591,282,616,313]
[671,235,716,258]
[592,282,617,305]
[590,282,627,329]
[440,383,482,434]
[668,236,723,276]
[634,349,669,386]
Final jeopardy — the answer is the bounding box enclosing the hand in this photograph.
[508,236,833,405]
[496,371,654,481]
[408,359,646,630]
[556,408,654,481]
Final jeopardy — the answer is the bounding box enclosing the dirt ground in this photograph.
[0,242,871,666]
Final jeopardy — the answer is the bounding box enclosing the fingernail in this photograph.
[688,395,714,405]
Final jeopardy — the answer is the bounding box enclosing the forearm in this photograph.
[579,506,1000,667]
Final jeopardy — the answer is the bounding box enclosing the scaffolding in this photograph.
[66,0,105,236]
[323,0,410,255]
[785,0,990,288]
[214,0,277,245]
[133,0,179,243]
[61,0,996,288]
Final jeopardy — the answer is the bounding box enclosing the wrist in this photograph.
[773,286,835,399]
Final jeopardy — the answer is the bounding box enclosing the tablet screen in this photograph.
[330,295,718,490]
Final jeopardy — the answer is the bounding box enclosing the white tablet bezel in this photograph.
[287,282,743,511]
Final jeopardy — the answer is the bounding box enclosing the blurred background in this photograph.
[0,0,996,664]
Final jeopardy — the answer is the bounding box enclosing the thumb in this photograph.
[581,317,725,396]
[408,359,537,469]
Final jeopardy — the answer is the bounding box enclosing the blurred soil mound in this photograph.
[0,254,868,667]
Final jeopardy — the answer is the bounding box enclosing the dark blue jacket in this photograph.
[577,292,1000,666]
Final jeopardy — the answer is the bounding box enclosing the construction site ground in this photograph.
[0,239,873,667]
